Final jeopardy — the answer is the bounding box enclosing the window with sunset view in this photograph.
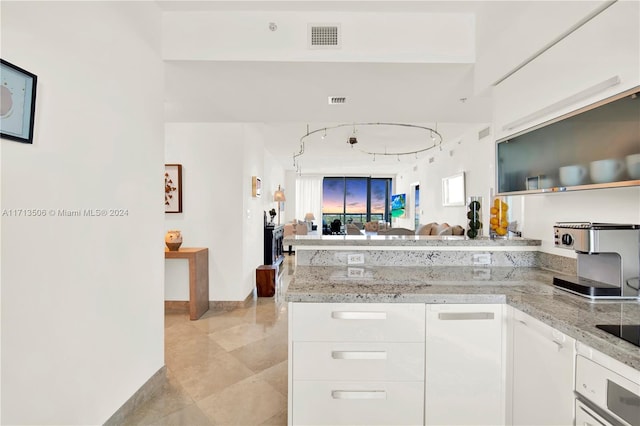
[322,177,391,226]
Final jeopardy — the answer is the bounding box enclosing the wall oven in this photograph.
[575,343,640,426]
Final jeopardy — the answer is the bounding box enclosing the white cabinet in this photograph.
[425,304,505,426]
[509,309,575,425]
[493,1,640,140]
[289,302,425,426]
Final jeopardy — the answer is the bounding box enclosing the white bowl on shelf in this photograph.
[590,158,625,184]
[626,153,640,179]
[559,164,587,187]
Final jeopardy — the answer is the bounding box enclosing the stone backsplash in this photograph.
[295,248,576,273]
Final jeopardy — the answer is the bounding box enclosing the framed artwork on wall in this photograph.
[0,59,38,144]
[165,164,182,213]
[252,176,262,197]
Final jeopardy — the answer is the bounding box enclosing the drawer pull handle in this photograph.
[331,351,388,360]
[438,312,494,320]
[331,311,387,320]
[331,390,387,400]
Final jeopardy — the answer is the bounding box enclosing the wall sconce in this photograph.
[273,185,286,225]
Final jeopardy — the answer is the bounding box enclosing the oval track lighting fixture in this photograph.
[292,122,444,172]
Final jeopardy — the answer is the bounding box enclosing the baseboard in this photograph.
[164,300,189,314]
[103,365,166,426]
[209,290,255,311]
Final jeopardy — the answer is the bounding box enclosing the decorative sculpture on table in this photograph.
[269,208,277,224]
[165,230,183,251]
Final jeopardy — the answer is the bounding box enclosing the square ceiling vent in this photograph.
[308,24,341,49]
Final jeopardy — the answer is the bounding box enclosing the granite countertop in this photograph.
[284,234,541,247]
[285,265,640,371]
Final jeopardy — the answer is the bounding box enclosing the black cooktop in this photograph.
[596,324,640,348]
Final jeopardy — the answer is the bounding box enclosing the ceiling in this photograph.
[159,0,608,174]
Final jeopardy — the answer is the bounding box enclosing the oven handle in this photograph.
[575,393,627,426]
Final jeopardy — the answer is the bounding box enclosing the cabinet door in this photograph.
[511,309,575,425]
[425,304,504,426]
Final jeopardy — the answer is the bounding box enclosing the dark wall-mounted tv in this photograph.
[390,193,406,218]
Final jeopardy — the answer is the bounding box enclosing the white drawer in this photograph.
[293,341,424,381]
[291,303,425,342]
[292,380,424,425]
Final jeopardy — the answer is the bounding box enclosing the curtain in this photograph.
[295,175,323,226]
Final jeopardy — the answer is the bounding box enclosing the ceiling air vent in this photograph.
[328,96,346,105]
[478,126,491,140]
[309,24,341,49]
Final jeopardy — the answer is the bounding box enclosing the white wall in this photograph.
[165,123,280,301]
[1,2,164,424]
[262,145,288,226]
[242,125,274,296]
[395,125,495,231]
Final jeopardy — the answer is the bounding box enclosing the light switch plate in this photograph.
[347,267,365,277]
[347,253,365,265]
[472,253,491,265]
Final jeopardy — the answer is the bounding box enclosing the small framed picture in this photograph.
[252,176,261,197]
[0,59,38,144]
[165,164,182,213]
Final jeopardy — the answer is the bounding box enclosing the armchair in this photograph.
[283,221,309,254]
[346,223,362,235]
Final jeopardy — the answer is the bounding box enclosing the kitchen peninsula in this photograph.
[285,234,545,268]
[286,265,640,369]
[285,238,640,426]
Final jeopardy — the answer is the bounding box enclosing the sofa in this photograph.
[283,221,308,253]
[416,222,465,236]
[377,227,415,235]
[345,223,363,235]
[364,221,391,232]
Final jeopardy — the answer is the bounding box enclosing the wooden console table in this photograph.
[164,247,209,320]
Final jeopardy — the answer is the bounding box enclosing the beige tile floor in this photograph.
[123,255,295,425]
